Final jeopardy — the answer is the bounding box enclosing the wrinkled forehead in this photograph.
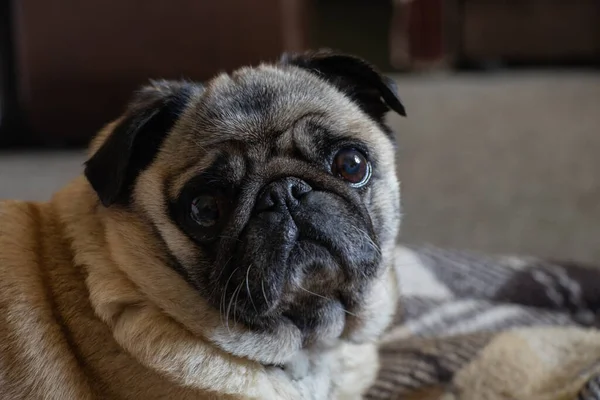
[155,65,392,179]
[195,65,337,138]
[184,65,380,144]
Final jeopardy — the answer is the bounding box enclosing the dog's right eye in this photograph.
[190,195,220,227]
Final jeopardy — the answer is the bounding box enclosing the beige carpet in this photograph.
[1,70,600,262]
[391,70,600,263]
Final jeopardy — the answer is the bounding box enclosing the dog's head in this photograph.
[84,50,405,364]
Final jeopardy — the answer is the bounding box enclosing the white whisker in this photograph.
[298,285,357,317]
[261,280,270,311]
[220,266,239,329]
[226,282,243,334]
[245,264,258,313]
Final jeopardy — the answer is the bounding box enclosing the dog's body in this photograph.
[0,183,384,399]
[0,51,405,399]
[0,194,216,399]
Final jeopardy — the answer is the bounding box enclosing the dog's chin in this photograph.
[220,239,378,349]
[200,235,392,367]
[237,293,355,354]
[280,296,348,347]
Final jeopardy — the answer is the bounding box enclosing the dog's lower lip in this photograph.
[283,297,343,321]
[292,239,347,276]
[281,312,298,327]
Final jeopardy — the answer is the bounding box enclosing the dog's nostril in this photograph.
[255,192,276,212]
[290,180,311,200]
[255,178,312,212]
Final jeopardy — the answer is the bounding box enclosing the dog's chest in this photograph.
[278,342,379,399]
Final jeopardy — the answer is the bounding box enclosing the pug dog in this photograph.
[0,50,405,399]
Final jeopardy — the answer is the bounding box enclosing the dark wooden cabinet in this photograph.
[389,0,600,70]
[461,0,600,65]
[0,0,18,146]
[7,0,309,147]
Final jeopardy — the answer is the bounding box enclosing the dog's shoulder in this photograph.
[0,199,96,399]
[0,199,45,265]
[0,199,56,339]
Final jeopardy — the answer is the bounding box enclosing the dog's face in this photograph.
[84,51,405,360]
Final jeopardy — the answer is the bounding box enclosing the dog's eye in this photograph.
[191,195,220,227]
[331,148,371,187]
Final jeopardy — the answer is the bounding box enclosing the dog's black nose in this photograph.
[255,177,312,212]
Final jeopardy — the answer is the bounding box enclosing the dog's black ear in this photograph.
[281,50,406,122]
[84,80,195,207]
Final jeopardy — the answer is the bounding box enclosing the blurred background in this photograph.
[1,0,599,262]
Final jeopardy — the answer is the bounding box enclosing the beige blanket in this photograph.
[368,245,600,400]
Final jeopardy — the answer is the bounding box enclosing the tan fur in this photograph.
[0,179,394,399]
[0,59,401,399]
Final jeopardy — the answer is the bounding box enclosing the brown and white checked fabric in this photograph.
[368,245,600,400]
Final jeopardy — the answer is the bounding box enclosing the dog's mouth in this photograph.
[276,239,363,345]
[209,219,379,345]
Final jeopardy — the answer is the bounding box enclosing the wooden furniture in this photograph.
[0,0,18,146]
[389,0,600,70]
[461,0,600,65]
[6,0,309,147]
[389,0,449,70]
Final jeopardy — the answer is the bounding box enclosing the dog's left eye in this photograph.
[331,148,371,187]
[190,195,220,227]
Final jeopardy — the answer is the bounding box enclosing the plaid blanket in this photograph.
[368,245,600,400]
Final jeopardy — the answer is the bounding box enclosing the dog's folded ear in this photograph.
[280,49,406,122]
[85,80,196,207]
